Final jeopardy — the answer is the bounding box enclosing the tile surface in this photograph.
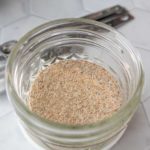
[1,16,47,43]
[0,0,28,27]
[112,104,150,150]
[0,93,13,118]
[133,0,150,11]
[82,0,135,12]
[0,0,150,149]
[30,0,87,19]
[138,48,150,100]
[0,113,36,150]
[0,28,2,43]
[143,97,150,125]
[118,9,150,50]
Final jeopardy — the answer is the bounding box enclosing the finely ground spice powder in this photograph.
[28,60,122,125]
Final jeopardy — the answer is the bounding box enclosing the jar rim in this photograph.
[6,18,144,131]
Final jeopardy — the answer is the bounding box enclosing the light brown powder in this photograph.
[28,60,122,125]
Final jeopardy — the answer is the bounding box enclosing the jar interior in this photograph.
[6,20,143,150]
[12,21,140,116]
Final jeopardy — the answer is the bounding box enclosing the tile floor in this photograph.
[0,0,150,149]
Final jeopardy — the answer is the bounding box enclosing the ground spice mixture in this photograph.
[28,60,122,125]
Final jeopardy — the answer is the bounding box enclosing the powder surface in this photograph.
[28,60,122,125]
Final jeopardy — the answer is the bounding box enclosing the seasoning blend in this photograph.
[28,60,122,125]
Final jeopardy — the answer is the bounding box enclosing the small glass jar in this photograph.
[6,18,144,150]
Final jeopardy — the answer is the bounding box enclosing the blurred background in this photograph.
[0,0,150,150]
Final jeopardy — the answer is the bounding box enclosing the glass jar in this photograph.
[6,18,144,150]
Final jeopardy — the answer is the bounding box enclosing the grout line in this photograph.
[132,5,150,14]
[131,0,150,13]
[135,45,150,52]
[137,7,150,14]
[80,0,94,13]
[136,8,150,14]
[0,110,13,120]
[29,5,50,20]
[0,0,33,28]
[0,14,48,43]
[131,0,135,6]
[80,0,87,11]
[142,95,150,103]
[28,0,35,16]
[29,0,51,20]
[26,0,32,15]
[0,15,30,43]
[29,0,32,11]
[141,96,150,103]
[81,1,137,13]
[131,0,139,10]
[21,0,31,15]
[1,14,47,29]
[1,15,29,28]
[129,0,137,11]
[141,101,150,127]
[30,13,49,20]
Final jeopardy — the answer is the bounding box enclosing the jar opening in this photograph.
[6,18,144,131]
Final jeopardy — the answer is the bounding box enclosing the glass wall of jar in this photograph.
[6,18,144,150]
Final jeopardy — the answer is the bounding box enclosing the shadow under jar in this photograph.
[6,18,144,150]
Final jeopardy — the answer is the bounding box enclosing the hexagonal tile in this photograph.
[30,0,88,19]
[0,0,29,27]
[82,0,135,12]
[112,104,150,150]
[138,48,150,100]
[118,9,150,51]
[133,0,150,11]
[1,16,47,43]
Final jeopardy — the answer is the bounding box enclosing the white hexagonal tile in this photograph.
[137,48,150,100]
[1,16,47,43]
[133,0,150,11]
[82,0,135,12]
[30,0,87,19]
[112,104,150,150]
[143,97,150,125]
[0,0,29,27]
[118,9,150,51]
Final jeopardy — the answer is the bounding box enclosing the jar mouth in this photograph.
[6,18,144,131]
